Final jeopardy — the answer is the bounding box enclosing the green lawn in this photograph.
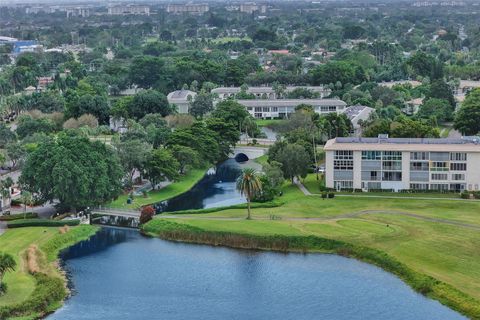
[108,168,208,209]
[154,183,480,304]
[211,36,252,44]
[255,119,285,127]
[0,226,97,309]
[254,154,268,167]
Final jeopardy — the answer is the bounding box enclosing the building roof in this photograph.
[459,80,480,89]
[212,86,329,94]
[167,90,197,101]
[324,136,480,152]
[236,99,346,107]
[344,105,374,121]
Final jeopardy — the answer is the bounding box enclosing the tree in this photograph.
[6,142,26,169]
[0,253,16,295]
[169,145,199,174]
[128,90,173,119]
[317,113,352,140]
[454,88,480,135]
[236,168,262,220]
[113,138,152,187]
[139,206,155,224]
[65,94,109,124]
[417,98,453,123]
[143,148,179,190]
[253,161,284,202]
[211,100,250,131]
[20,133,123,212]
[271,143,310,183]
[16,116,56,139]
[189,93,214,119]
[427,80,455,107]
[0,124,15,148]
[206,118,240,160]
[19,191,33,217]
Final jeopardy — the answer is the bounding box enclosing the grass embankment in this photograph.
[108,168,208,209]
[302,173,462,199]
[145,183,480,318]
[255,119,285,127]
[0,225,99,319]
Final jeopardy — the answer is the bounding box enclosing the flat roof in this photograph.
[237,99,346,107]
[212,86,329,94]
[324,137,480,152]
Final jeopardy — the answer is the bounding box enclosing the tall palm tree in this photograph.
[236,168,262,220]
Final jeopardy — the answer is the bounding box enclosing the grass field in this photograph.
[255,119,285,127]
[0,225,98,316]
[108,168,208,209]
[211,37,252,44]
[152,183,480,305]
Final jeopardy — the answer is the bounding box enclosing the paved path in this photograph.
[0,221,6,236]
[294,178,312,196]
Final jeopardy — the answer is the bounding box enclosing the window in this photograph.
[334,151,353,160]
[254,107,262,112]
[382,171,402,181]
[383,151,402,160]
[272,107,278,112]
[431,162,449,172]
[451,174,465,181]
[334,181,353,189]
[410,162,429,171]
[450,153,467,161]
[431,173,448,181]
[450,163,467,171]
[450,184,466,192]
[382,161,402,171]
[411,152,429,160]
[410,183,429,190]
[362,151,381,160]
[430,184,449,191]
[334,160,353,170]
[247,107,253,111]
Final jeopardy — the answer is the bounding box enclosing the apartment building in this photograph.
[108,5,150,15]
[166,4,209,14]
[236,99,346,119]
[324,136,480,192]
[212,86,331,100]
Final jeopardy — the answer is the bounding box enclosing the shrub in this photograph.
[0,283,7,296]
[460,192,471,199]
[7,219,80,228]
[321,192,327,199]
[140,206,155,224]
[328,192,335,198]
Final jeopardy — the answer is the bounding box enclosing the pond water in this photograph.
[48,228,465,320]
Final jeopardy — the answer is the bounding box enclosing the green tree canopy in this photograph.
[454,88,480,135]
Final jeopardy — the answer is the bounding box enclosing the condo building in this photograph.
[236,99,347,119]
[324,136,480,192]
[212,86,331,100]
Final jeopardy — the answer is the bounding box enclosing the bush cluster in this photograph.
[7,219,80,228]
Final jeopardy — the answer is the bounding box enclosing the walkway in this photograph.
[294,178,311,196]
[0,221,6,236]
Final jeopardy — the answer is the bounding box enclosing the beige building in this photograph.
[240,3,267,14]
[108,5,150,15]
[166,3,209,14]
[167,90,197,114]
[212,86,331,100]
[324,136,480,192]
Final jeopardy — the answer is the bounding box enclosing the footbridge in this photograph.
[91,207,140,218]
[231,146,267,161]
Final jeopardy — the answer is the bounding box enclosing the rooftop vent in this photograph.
[378,134,389,143]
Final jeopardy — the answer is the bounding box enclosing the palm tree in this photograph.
[0,253,16,293]
[19,191,33,219]
[236,168,262,220]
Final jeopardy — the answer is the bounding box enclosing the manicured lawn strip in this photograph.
[108,168,208,209]
[0,225,98,319]
[0,213,37,221]
[142,219,480,319]
[255,119,285,127]
[253,154,268,167]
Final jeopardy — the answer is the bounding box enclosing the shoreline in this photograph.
[141,219,480,320]
[0,225,99,320]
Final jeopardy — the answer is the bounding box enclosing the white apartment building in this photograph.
[236,99,347,119]
[212,86,331,100]
[324,136,480,192]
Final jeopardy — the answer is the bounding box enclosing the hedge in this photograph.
[7,219,80,228]
[0,212,37,221]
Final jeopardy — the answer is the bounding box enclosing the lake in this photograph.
[48,227,464,320]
